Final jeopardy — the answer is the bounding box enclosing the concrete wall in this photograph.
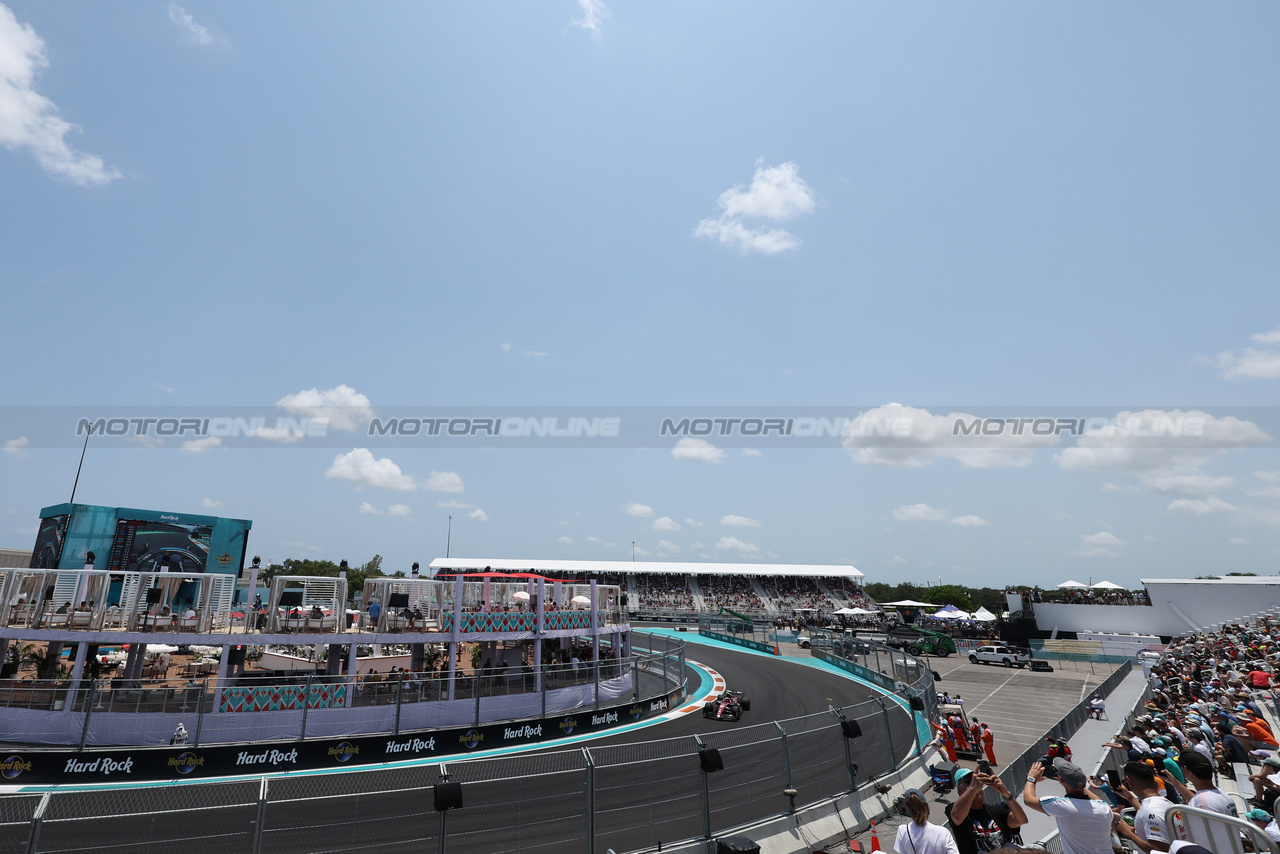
[1034,578,1280,636]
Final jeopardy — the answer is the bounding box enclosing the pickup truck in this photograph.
[968,645,1030,668]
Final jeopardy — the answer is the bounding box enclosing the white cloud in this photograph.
[657,539,680,554]
[437,499,473,509]
[182,437,222,453]
[387,504,411,517]
[1055,409,1269,494]
[1139,471,1236,495]
[949,515,990,528]
[685,517,704,527]
[715,536,761,556]
[570,0,607,36]
[691,541,705,550]
[695,161,814,255]
[1257,471,1280,485]
[671,437,725,464]
[1072,530,1127,558]
[526,350,548,357]
[632,545,652,557]
[721,514,762,528]
[844,404,1056,469]
[422,471,465,493]
[325,448,416,491]
[3,436,28,456]
[500,341,512,352]
[742,448,763,457]
[168,4,217,46]
[587,536,616,548]
[558,536,575,545]
[892,504,949,523]
[154,383,175,394]
[0,6,120,186]
[623,502,654,518]
[1167,497,1237,516]
[277,384,374,432]
[358,502,381,515]
[1209,328,1280,380]
[1142,534,1157,542]
[889,555,908,565]
[652,516,681,533]
[200,498,224,510]
[468,508,490,522]
[1230,538,1251,546]
[1101,482,1143,494]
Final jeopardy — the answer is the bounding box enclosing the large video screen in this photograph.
[105,519,213,574]
[29,515,69,569]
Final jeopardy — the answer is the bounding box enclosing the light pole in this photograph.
[631,541,635,562]
[446,516,452,558]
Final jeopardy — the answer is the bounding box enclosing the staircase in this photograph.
[688,577,707,611]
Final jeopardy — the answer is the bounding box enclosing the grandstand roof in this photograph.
[428,558,863,580]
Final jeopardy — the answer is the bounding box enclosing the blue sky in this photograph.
[2,1,1279,590]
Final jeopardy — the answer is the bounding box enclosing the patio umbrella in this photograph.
[511,591,531,601]
[1056,580,1088,589]
[1090,580,1125,590]
[570,595,592,606]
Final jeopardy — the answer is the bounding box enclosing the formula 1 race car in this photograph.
[703,689,751,721]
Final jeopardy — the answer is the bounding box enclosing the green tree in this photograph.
[921,585,974,612]
[264,555,387,601]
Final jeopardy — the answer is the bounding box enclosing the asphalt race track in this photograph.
[27,640,904,854]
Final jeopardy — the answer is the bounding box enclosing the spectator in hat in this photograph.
[1023,758,1113,854]
[1240,710,1277,748]
[946,768,1027,854]
[1246,807,1280,843]
[1163,750,1240,852]
[1248,755,1280,811]
[894,788,959,854]
[1111,761,1184,853]
[1215,721,1250,764]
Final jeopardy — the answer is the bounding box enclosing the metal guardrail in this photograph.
[0,632,931,853]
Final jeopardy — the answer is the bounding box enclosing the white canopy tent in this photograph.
[1090,580,1125,590]
[1057,580,1088,589]
[971,606,997,622]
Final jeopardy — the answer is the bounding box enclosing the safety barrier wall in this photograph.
[7,691,920,854]
[3,634,932,853]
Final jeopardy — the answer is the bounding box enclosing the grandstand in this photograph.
[427,558,869,620]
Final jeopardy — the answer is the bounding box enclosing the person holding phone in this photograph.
[946,768,1027,854]
[1111,761,1183,853]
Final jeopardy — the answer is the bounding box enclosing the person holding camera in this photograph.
[1023,758,1113,854]
[945,767,1027,854]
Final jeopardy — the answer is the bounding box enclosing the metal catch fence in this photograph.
[12,691,920,854]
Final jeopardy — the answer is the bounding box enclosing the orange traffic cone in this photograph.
[870,820,882,852]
